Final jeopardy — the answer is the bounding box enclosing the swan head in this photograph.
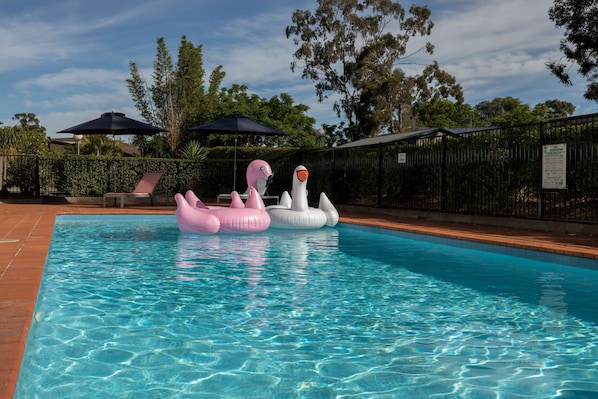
[296,168,309,182]
[290,165,310,211]
[293,165,309,183]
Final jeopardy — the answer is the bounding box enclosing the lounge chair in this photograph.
[103,172,163,208]
[217,177,279,204]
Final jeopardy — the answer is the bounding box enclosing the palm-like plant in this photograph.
[178,140,207,160]
[81,135,120,156]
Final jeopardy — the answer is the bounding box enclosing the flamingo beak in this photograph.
[297,170,309,182]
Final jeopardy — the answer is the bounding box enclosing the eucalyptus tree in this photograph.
[539,99,576,119]
[286,0,462,141]
[547,0,598,101]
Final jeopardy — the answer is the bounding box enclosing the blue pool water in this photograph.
[15,215,598,398]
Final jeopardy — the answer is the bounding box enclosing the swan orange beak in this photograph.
[297,170,309,182]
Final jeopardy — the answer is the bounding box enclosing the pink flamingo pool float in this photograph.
[175,160,273,234]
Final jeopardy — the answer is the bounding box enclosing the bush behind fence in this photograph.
[1,113,597,224]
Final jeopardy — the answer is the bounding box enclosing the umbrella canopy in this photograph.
[186,112,286,137]
[186,113,286,191]
[58,112,165,136]
[58,112,165,189]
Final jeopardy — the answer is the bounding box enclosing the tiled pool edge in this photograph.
[341,223,598,269]
[0,210,55,399]
[340,215,598,262]
[0,205,175,399]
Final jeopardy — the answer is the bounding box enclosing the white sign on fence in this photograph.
[397,152,406,164]
[542,143,567,189]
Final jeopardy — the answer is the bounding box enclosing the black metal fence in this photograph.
[300,113,598,224]
[2,113,597,224]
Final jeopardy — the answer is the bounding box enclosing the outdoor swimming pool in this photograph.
[15,215,598,398]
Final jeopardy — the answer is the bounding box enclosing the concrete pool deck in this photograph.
[1,202,598,398]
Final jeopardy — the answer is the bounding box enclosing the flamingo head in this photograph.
[246,159,274,191]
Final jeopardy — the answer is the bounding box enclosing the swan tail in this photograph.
[319,192,339,227]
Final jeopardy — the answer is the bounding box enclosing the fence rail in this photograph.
[2,113,597,224]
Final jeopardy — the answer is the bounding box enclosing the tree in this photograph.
[79,135,119,156]
[547,0,598,101]
[286,0,462,140]
[414,98,576,129]
[0,113,48,154]
[415,99,476,128]
[192,84,317,148]
[127,36,225,156]
[474,97,540,127]
[538,99,576,119]
[472,97,577,127]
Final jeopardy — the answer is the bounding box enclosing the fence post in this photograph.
[331,149,336,203]
[538,122,545,219]
[377,143,383,207]
[35,156,40,197]
[441,135,447,211]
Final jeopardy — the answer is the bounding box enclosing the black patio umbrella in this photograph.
[58,112,165,190]
[58,111,164,140]
[186,113,286,191]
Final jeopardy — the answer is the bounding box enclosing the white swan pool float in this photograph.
[266,165,339,229]
[175,160,273,234]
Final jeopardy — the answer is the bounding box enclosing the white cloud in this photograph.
[16,68,128,90]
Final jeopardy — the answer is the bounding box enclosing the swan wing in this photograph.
[279,191,292,208]
[318,192,339,227]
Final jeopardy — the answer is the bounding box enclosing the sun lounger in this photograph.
[103,172,163,208]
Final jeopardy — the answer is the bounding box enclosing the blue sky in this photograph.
[1,0,596,139]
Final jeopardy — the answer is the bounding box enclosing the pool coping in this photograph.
[1,203,598,398]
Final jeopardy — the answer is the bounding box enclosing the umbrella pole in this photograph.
[233,137,237,191]
[112,134,117,191]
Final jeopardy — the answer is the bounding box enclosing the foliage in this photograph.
[286,0,463,140]
[138,135,171,158]
[178,140,208,161]
[0,113,48,155]
[127,36,226,156]
[535,99,577,119]
[472,97,577,127]
[79,135,121,156]
[415,100,476,128]
[128,36,320,153]
[4,155,39,195]
[547,0,598,101]
[205,85,318,148]
[474,97,539,127]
